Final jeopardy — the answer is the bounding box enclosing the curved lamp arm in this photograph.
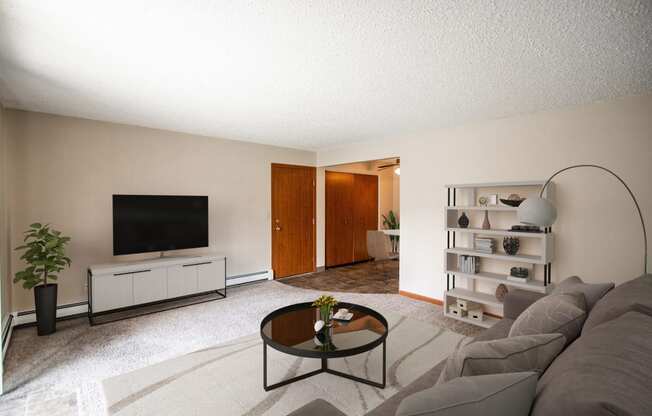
[539,164,648,274]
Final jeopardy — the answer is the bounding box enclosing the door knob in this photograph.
[275,226,282,231]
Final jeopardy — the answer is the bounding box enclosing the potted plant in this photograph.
[14,223,71,336]
[382,210,400,253]
[312,295,338,324]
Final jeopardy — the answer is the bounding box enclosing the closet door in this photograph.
[353,174,379,262]
[325,171,354,267]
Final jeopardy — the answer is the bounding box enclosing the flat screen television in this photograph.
[113,195,209,255]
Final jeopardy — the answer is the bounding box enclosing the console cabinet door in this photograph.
[133,268,167,304]
[197,260,226,292]
[92,273,133,312]
[167,265,198,298]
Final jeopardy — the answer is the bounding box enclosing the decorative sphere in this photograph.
[517,197,557,227]
[314,320,325,333]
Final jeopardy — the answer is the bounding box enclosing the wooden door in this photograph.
[325,171,354,267]
[353,174,379,262]
[271,164,316,278]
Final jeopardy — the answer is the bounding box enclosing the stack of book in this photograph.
[474,237,495,254]
[457,255,480,274]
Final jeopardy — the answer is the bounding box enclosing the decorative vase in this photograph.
[458,212,469,228]
[34,283,57,336]
[320,305,333,325]
[503,237,520,255]
[482,210,491,230]
[495,284,509,303]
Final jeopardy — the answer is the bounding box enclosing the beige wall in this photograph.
[318,94,652,300]
[0,104,10,334]
[6,110,316,311]
[315,161,400,267]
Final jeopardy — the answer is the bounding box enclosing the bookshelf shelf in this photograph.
[445,269,549,294]
[446,248,549,265]
[446,227,547,239]
[444,181,554,328]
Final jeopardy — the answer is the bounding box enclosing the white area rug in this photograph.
[102,311,469,415]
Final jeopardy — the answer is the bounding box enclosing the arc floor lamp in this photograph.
[517,164,648,275]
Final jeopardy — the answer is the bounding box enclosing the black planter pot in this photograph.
[34,283,57,336]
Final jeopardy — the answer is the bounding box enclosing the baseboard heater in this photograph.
[13,301,89,327]
[11,270,272,328]
[227,270,273,286]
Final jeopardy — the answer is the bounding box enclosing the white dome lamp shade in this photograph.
[518,164,647,274]
[517,196,557,227]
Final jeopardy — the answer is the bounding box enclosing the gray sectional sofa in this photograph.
[289,274,652,416]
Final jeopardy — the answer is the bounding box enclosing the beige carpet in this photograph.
[3,281,481,416]
[102,311,469,415]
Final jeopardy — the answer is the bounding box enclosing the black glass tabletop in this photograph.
[260,302,388,359]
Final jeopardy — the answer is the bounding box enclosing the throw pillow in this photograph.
[582,274,652,333]
[397,372,538,416]
[551,275,614,311]
[508,292,587,345]
[437,333,565,384]
[532,311,652,416]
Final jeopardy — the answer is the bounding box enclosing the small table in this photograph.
[381,229,400,236]
[260,302,388,391]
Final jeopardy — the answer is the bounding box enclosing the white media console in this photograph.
[87,253,226,324]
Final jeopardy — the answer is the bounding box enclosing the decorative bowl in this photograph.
[500,198,525,207]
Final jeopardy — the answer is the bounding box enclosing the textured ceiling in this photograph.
[1,1,651,150]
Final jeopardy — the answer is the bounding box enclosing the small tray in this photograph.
[333,312,353,321]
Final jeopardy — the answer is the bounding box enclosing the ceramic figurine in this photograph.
[458,212,470,228]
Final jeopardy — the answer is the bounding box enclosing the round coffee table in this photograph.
[260,301,388,391]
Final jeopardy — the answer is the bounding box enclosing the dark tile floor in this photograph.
[279,259,399,293]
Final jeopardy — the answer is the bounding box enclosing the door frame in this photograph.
[271,163,317,278]
[325,170,379,268]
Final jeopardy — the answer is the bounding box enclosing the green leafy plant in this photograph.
[14,223,71,289]
[382,210,400,252]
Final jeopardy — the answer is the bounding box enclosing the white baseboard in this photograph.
[2,314,13,360]
[12,303,89,327]
[227,270,273,286]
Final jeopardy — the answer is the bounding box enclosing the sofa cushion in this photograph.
[437,333,565,384]
[396,372,537,416]
[583,273,652,333]
[286,399,347,416]
[503,289,545,320]
[365,319,515,416]
[508,292,586,345]
[551,275,614,311]
[532,311,652,416]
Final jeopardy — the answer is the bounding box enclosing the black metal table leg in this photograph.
[382,339,386,387]
[263,342,323,391]
[263,341,387,391]
[322,341,386,389]
[263,341,267,389]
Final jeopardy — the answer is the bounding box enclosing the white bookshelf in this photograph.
[444,181,554,328]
